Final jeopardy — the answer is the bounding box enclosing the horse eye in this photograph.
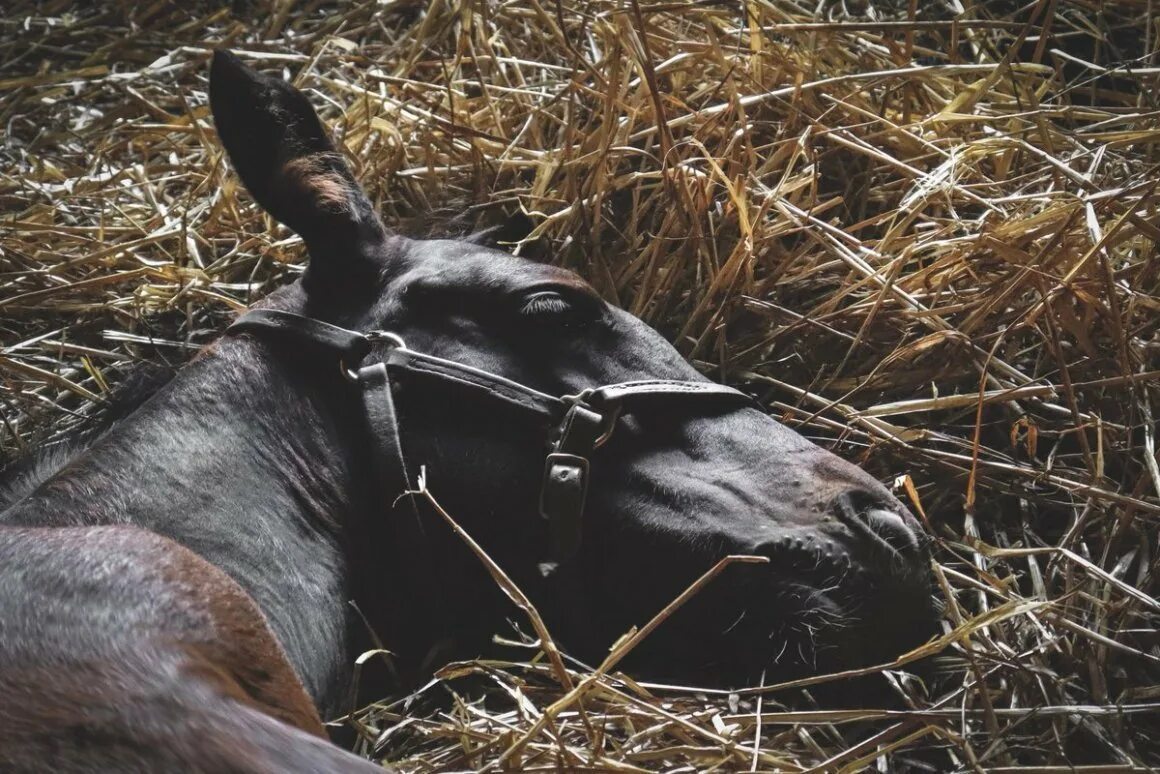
[519,290,573,317]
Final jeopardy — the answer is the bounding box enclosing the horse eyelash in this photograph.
[520,292,573,317]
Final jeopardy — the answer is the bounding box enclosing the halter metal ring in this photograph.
[341,331,408,382]
[365,330,408,349]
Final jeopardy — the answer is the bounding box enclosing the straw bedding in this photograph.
[2,1,1159,770]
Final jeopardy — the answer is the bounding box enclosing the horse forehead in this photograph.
[402,239,584,289]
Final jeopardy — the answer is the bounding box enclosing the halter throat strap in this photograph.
[225,308,753,574]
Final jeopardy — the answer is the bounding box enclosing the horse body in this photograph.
[0,279,382,767]
[0,524,378,772]
[2,310,356,711]
[0,50,939,768]
[0,363,176,512]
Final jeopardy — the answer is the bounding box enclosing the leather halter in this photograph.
[226,308,754,575]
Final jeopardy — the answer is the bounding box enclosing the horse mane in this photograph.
[0,362,177,511]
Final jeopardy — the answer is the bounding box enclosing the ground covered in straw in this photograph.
[3,1,1160,771]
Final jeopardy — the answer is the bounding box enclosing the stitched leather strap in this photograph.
[359,363,414,503]
[228,308,370,365]
[385,348,562,421]
[589,380,750,409]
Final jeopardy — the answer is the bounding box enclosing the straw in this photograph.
[3,1,1159,769]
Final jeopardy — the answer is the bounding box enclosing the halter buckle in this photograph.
[558,391,622,449]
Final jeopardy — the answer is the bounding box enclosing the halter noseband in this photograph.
[226,308,754,575]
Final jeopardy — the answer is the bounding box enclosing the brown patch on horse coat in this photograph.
[281,153,354,215]
[156,530,326,736]
[0,525,346,769]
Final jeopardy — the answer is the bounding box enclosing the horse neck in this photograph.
[2,337,367,714]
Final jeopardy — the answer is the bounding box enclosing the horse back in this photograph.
[0,524,377,772]
[0,362,175,512]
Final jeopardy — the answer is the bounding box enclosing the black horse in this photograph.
[0,51,937,769]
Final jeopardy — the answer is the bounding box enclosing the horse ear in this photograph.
[209,50,388,271]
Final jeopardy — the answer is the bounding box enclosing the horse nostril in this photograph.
[864,508,920,553]
[831,492,923,558]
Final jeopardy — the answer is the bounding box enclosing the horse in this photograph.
[0,50,938,769]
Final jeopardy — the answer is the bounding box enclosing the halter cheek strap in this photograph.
[226,308,754,575]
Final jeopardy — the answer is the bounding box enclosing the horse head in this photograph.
[209,50,938,690]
